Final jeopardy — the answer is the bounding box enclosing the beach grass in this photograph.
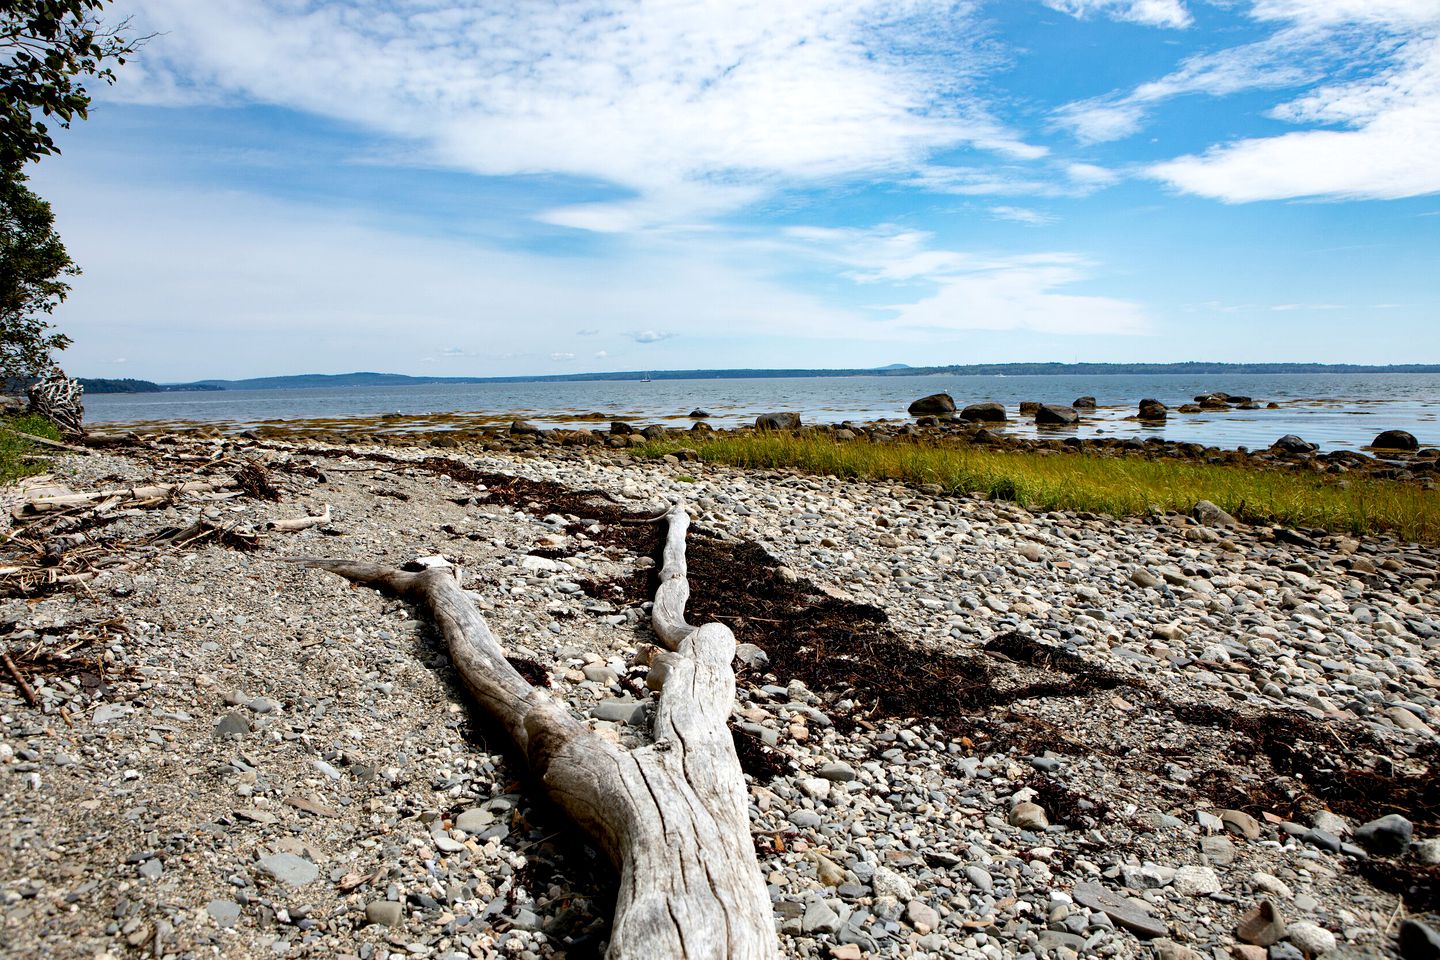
[0,414,62,485]
[636,433,1440,542]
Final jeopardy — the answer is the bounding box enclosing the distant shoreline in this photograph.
[78,363,1440,393]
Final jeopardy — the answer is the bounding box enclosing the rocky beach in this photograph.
[3,430,1440,960]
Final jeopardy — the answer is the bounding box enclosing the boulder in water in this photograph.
[1072,396,1097,409]
[1035,404,1079,425]
[510,420,543,435]
[907,393,956,416]
[1373,430,1419,451]
[960,401,1007,422]
[1137,399,1167,421]
[756,412,801,430]
[1018,401,1041,416]
[1271,434,1317,454]
[689,409,711,419]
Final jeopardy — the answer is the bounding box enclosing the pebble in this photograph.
[365,901,403,927]
[1285,920,1337,955]
[1353,814,1413,857]
[255,853,319,887]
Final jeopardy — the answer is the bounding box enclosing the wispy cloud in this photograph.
[1042,0,1193,29]
[630,330,675,344]
[116,0,1037,228]
[1150,30,1440,201]
[989,205,1057,225]
[1050,2,1440,202]
[781,225,1150,335]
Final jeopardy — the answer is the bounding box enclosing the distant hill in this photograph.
[79,378,222,394]
[77,362,1440,393]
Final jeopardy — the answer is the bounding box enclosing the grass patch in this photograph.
[638,433,1440,542]
[0,413,61,485]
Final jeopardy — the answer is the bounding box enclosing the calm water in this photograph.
[84,373,1440,453]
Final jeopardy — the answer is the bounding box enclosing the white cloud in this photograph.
[1049,1,1440,202]
[550,352,576,361]
[1053,26,1326,143]
[594,350,609,359]
[906,159,1118,196]
[780,225,1150,335]
[989,206,1057,224]
[1042,0,1192,28]
[630,330,675,344]
[114,0,1036,228]
[1150,32,1440,201]
[35,166,864,378]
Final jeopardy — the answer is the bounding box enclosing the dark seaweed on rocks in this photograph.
[1169,701,1440,831]
[235,462,281,501]
[506,655,551,688]
[731,724,787,781]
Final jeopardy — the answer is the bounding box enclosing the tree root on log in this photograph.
[307,500,777,959]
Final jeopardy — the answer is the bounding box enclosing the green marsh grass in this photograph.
[0,413,61,485]
[638,433,1440,542]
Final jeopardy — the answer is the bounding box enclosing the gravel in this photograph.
[2,435,1437,958]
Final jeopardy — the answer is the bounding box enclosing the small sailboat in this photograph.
[640,372,653,382]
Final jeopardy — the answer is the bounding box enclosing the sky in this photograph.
[26,0,1440,380]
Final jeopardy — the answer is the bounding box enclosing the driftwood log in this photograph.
[310,501,777,959]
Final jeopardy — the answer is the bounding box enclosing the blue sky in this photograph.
[28,0,1440,380]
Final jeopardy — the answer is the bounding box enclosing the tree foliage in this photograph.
[0,167,75,383]
[2,1,140,169]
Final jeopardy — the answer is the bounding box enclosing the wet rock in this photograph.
[688,409,711,419]
[907,393,955,416]
[756,412,801,430]
[1271,435,1317,454]
[1374,430,1419,451]
[1353,814,1413,857]
[1138,398,1167,421]
[510,420,543,435]
[1073,396,1097,409]
[1035,404,1079,426]
[960,402,1007,422]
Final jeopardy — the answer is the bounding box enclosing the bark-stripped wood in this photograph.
[309,500,777,959]
[267,503,331,532]
[18,478,238,514]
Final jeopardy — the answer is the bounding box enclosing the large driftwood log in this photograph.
[310,501,777,959]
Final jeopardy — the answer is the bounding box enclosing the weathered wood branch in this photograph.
[19,478,238,514]
[267,503,331,532]
[0,428,94,455]
[308,500,776,959]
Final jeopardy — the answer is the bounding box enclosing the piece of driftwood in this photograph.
[0,428,94,455]
[267,504,330,532]
[19,478,238,514]
[310,501,776,959]
[2,652,38,707]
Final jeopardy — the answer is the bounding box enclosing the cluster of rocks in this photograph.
[4,436,1439,959]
